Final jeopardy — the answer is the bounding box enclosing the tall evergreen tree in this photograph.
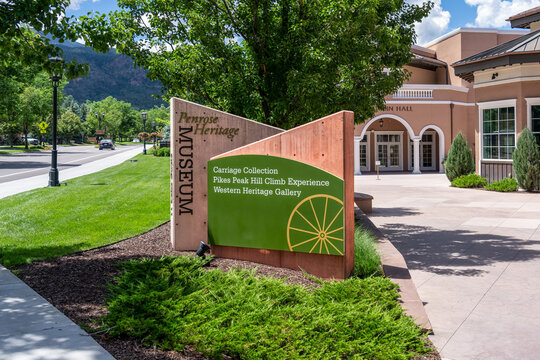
[445,132,475,182]
[513,128,540,191]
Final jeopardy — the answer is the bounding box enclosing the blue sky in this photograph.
[66,0,540,45]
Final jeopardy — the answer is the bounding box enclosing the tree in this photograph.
[0,0,88,78]
[77,0,431,128]
[58,110,83,143]
[445,132,475,182]
[0,60,26,146]
[87,97,138,141]
[143,105,170,136]
[512,128,540,191]
[18,86,47,149]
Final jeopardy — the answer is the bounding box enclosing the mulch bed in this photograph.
[14,221,440,360]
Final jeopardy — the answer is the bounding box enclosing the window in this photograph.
[532,105,540,151]
[359,137,367,167]
[482,107,515,160]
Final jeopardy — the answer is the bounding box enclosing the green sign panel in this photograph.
[208,155,344,256]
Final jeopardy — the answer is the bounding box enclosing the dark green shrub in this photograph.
[98,256,430,359]
[512,128,540,191]
[484,178,518,192]
[156,147,170,157]
[445,132,475,182]
[451,174,487,188]
[148,147,170,157]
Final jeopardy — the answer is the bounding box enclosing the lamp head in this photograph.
[49,57,65,84]
[141,112,147,124]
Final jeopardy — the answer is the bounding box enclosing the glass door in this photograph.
[376,133,402,171]
[409,132,436,171]
[358,136,369,172]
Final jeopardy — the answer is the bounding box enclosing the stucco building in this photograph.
[354,6,540,181]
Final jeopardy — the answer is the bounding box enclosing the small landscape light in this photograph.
[196,241,210,258]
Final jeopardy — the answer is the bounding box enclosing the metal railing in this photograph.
[392,89,433,99]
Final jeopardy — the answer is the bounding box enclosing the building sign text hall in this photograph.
[385,105,413,112]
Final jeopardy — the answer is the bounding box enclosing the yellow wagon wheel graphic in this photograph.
[287,194,344,255]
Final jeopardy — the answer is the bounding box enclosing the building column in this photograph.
[354,138,361,175]
[439,154,445,173]
[413,137,421,174]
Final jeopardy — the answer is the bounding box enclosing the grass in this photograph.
[0,154,170,267]
[353,225,382,278]
[0,145,44,154]
[98,256,430,360]
[116,141,142,145]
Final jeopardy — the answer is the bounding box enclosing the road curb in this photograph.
[355,208,433,333]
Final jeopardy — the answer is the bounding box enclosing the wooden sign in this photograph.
[210,111,355,279]
[170,98,283,250]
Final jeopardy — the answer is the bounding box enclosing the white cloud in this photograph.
[465,0,540,28]
[68,0,99,10]
[407,0,451,45]
[67,0,85,10]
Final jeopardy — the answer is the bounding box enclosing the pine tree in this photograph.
[512,128,540,191]
[445,132,475,182]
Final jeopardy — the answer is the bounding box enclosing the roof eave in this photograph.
[453,52,540,82]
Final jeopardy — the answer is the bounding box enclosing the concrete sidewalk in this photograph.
[0,266,115,360]
[0,146,144,359]
[356,173,540,360]
[1,146,142,200]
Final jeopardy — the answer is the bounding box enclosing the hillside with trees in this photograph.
[59,42,165,110]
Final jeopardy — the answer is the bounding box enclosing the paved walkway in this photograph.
[355,173,540,360]
[1,147,143,359]
[0,267,114,360]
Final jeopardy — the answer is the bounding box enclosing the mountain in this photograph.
[58,42,166,109]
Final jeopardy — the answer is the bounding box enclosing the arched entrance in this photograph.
[419,125,445,174]
[355,114,422,174]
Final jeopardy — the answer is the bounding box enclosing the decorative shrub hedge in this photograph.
[484,178,518,192]
[451,174,487,188]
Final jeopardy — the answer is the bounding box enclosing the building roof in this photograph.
[423,28,527,49]
[411,44,436,58]
[453,29,540,82]
[410,53,447,70]
[506,6,540,29]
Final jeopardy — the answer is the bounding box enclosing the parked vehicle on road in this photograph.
[99,139,115,150]
[25,137,39,145]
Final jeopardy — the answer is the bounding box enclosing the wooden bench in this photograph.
[354,192,373,214]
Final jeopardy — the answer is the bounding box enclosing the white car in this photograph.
[25,137,39,145]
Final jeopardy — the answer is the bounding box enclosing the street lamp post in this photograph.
[141,112,147,155]
[152,120,156,147]
[95,112,105,143]
[48,56,64,187]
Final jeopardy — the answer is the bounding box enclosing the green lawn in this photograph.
[0,155,170,267]
[0,145,43,154]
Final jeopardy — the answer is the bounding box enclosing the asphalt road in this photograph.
[0,145,141,183]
